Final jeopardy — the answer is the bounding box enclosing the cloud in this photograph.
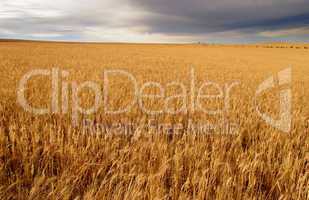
[259,27,309,37]
[129,0,309,33]
[0,0,140,40]
[0,0,308,43]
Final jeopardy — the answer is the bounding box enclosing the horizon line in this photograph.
[0,38,308,46]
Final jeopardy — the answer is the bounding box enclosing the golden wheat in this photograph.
[0,41,308,199]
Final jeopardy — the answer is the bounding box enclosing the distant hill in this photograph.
[0,38,308,49]
[0,39,32,42]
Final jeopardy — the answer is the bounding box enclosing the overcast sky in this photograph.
[0,0,308,43]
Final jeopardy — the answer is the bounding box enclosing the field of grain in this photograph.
[0,41,308,199]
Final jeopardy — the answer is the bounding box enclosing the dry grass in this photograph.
[0,41,308,199]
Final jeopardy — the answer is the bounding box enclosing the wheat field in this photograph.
[0,41,308,199]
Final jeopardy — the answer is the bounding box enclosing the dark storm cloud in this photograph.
[129,0,309,35]
[0,0,308,42]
